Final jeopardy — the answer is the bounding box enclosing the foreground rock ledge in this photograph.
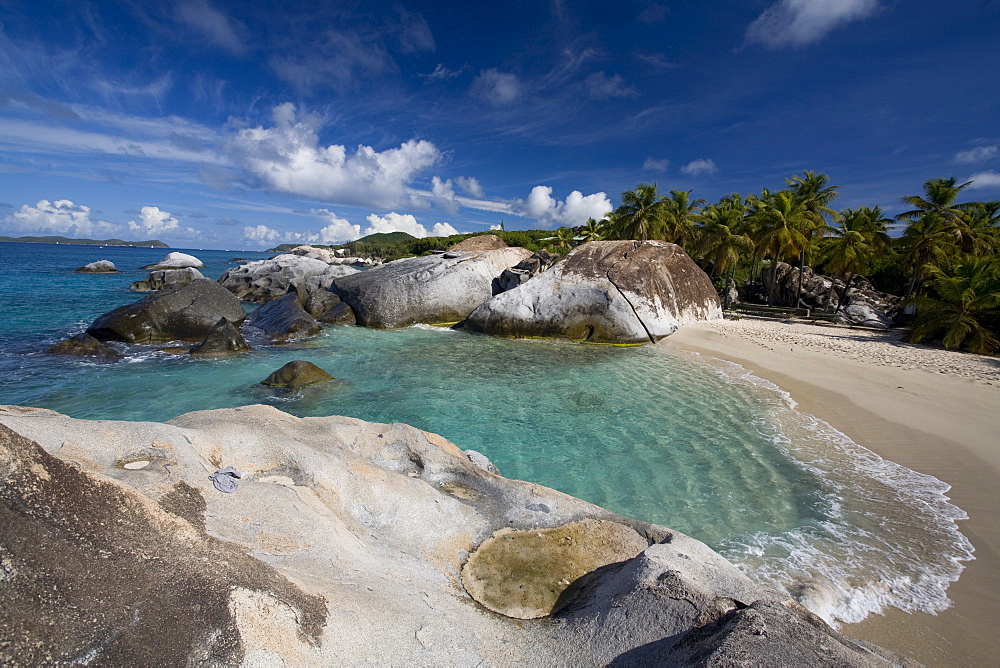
[0,405,908,666]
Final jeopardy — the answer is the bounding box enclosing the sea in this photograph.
[0,241,975,626]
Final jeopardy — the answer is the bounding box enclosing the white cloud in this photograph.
[746,0,881,48]
[488,224,504,231]
[313,209,362,243]
[422,64,464,81]
[585,72,636,100]
[643,157,669,172]
[128,206,180,234]
[955,146,999,164]
[243,224,281,243]
[431,176,460,214]
[4,199,118,237]
[175,1,247,56]
[227,103,442,209]
[512,186,613,228]
[362,212,430,238]
[681,158,718,176]
[455,176,485,198]
[432,222,459,237]
[471,69,522,106]
[967,170,1000,190]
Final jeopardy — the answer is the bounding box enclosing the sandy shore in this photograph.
[662,317,1000,666]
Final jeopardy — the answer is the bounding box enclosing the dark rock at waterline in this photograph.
[44,333,124,361]
[304,288,341,318]
[329,247,532,328]
[74,260,117,273]
[189,318,251,357]
[317,302,356,325]
[0,422,327,666]
[466,241,723,344]
[245,292,322,342]
[260,360,334,389]
[86,279,246,343]
[130,267,204,292]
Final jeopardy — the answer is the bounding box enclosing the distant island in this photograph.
[0,235,169,248]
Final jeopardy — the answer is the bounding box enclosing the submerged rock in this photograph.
[130,267,205,292]
[44,333,124,361]
[189,317,251,357]
[74,260,116,273]
[260,361,334,388]
[0,405,905,666]
[86,279,246,343]
[329,247,532,328]
[466,240,723,344]
[142,252,205,270]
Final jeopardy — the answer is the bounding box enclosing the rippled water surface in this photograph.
[0,242,974,624]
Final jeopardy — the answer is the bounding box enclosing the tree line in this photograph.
[552,173,999,354]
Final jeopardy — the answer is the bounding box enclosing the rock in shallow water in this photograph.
[0,404,906,666]
[74,260,116,273]
[44,332,124,361]
[260,360,334,388]
[189,317,251,357]
[141,252,205,270]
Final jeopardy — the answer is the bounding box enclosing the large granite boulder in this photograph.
[219,254,334,303]
[130,267,205,292]
[142,252,205,270]
[86,279,246,343]
[44,333,124,361]
[448,234,508,252]
[761,261,899,327]
[244,292,322,341]
[466,241,723,344]
[329,247,533,328]
[189,317,251,357]
[0,405,905,665]
[74,260,116,273]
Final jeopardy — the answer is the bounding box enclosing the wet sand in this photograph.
[662,318,1000,666]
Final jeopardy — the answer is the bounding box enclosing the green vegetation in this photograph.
[0,235,169,247]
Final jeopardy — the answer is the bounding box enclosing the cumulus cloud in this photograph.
[226,103,442,209]
[455,176,485,198]
[488,224,504,231]
[471,69,522,106]
[967,170,1000,190]
[512,186,613,228]
[359,212,459,238]
[746,0,881,48]
[643,157,669,172]
[432,222,459,237]
[431,176,459,214]
[585,72,636,100]
[5,199,117,237]
[681,159,718,176]
[175,1,247,56]
[955,146,999,164]
[243,224,281,243]
[313,209,362,243]
[128,206,180,234]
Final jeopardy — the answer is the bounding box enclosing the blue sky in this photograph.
[1,0,998,250]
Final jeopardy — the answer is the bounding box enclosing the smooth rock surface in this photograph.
[44,332,124,361]
[330,247,532,328]
[74,260,116,273]
[189,317,252,357]
[142,252,205,270]
[0,405,905,666]
[244,292,322,341]
[466,240,723,344]
[260,361,334,388]
[86,279,247,343]
[130,267,205,292]
[218,254,332,303]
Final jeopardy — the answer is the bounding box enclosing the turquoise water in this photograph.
[0,242,974,625]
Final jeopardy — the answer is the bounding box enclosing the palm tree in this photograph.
[905,257,1000,354]
[788,171,838,306]
[823,206,891,314]
[662,189,706,247]
[897,177,974,296]
[693,201,754,307]
[610,183,667,241]
[954,200,1000,256]
[576,217,606,242]
[750,189,812,305]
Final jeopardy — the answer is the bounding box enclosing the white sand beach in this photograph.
[663,318,1000,666]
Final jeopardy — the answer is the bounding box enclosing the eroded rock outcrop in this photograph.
[0,405,904,666]
[86,279,247,343]
[219,254,354,303]
[761,262,899,328]
[142,252,205,270]
[466,241,723,344]
[130,267,205,292]
[330,247,532,328]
